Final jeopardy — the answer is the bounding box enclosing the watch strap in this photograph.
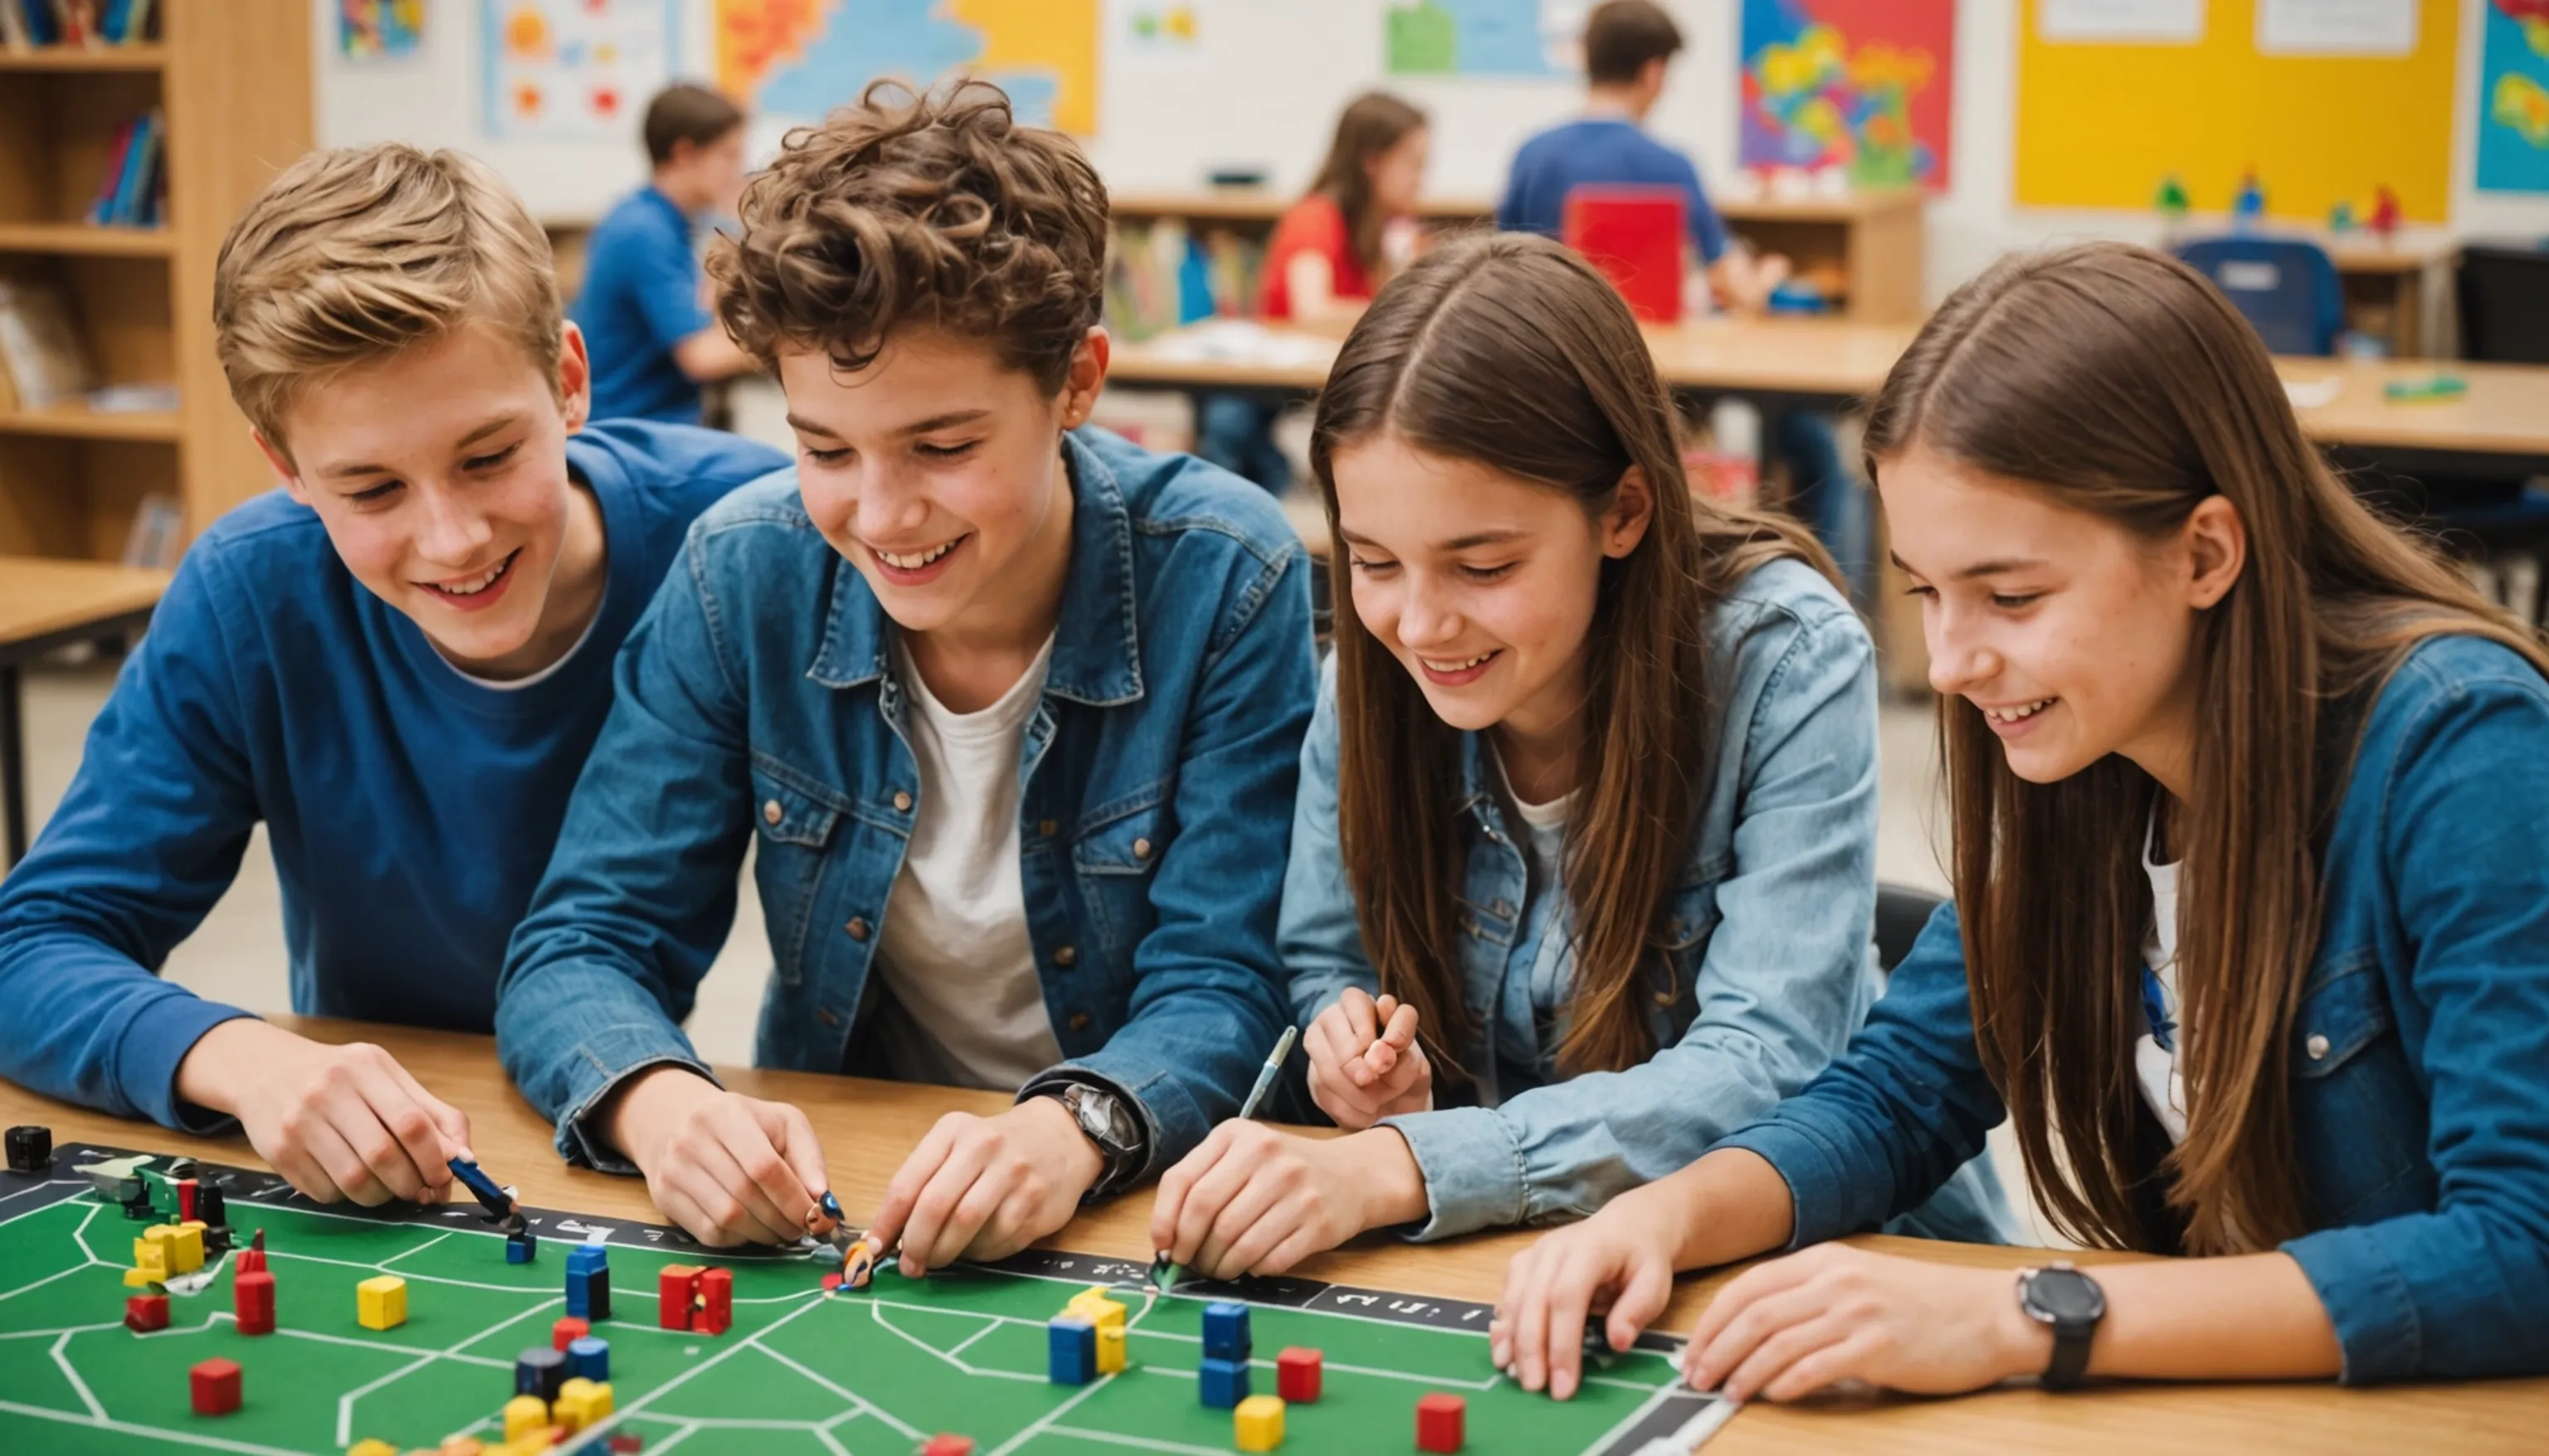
[2043,1317,2095,1390]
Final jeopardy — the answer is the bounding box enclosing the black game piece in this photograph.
[6,1125,52,1173]
[515,1345,568,1402]
[1582,1316,1620,1367]
[195,1183,227,1229]
[122,1192,158,1220]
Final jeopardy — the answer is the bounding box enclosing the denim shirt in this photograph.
[1716,635,2549,1384]
[495,428,1316,1179]
[1282,558,2010,1243]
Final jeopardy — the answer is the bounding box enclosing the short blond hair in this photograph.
[213,143,561,454]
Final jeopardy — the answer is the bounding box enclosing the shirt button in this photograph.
[1494,900,1513,918]
[1068,1012,1092,1031]
[1133,837,1153,861]
[2306,1032,2331,1060]
[817,1007,842,1028]
[763,800,783,825]
[846,918,871,942]
[893,791,914,813]
[1040,819,1060,838]
[1654,990,1674,1006]
[1055,944,1078,967]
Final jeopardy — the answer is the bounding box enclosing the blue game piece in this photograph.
[566,1244,608,1277]
[515,1346,567,1402]
[1047,1316,1097,1385]
[505,1230,537,1264]
[567,1334,609,1382]
[564,1263,611,1321]
[1202,1301,1252,1362]
[1197,1356,1251,1409]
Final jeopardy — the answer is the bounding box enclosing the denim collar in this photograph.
[804,429,1144,707]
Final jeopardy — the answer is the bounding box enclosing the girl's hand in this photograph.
[1490,1189,1685,1401]
[1304,987,1432,1129]
[1149,1122,1427,1280]
[1682,1244,2050,1402]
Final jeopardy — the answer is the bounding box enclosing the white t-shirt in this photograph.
[2133,821,2189,1143]
[870,632,1066,1091]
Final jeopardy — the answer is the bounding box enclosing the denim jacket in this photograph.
[1282,558,2010,1243]
[495,428,1316,1179]
[1716,635,2549,1383]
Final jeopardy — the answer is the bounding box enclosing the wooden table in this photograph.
[0,555,169,865]
[3,1016,2538,1454]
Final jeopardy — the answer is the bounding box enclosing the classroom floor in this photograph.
[11,659,2057,1245]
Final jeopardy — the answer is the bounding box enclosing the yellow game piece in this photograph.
[553,1376,613,1431]
[348,1440,398,1456]
[500,1394,549,1442]
[357,1274,407,1331]
[1235,1393,1285,1451]
[132,1230,171,1282]
[1068,1291,1127,1332]
[436,1439,484,1456]
[1096,1322,1127,1375]
[168,1222,205,1273]
[123,1266,158,1288]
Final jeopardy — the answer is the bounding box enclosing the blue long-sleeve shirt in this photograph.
[0,421,783,1131]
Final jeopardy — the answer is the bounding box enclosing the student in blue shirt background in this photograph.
[0,144,782,1210]
[1499,1,1864,605]
[571,84,759,425]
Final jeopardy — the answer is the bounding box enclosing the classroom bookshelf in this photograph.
[0,1,311,562]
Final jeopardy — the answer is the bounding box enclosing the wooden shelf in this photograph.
[0,222,174,257]
[0,44,166,72]
[0,403,182,442]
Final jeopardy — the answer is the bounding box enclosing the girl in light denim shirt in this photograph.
[1148,231,2009,1283]
[1499,243,2549,1401]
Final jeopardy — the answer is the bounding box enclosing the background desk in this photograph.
[2,1016,2539,1454]
[0,555,168,865]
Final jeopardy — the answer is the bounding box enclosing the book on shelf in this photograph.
[0,0,156,48]
[87,108,165,227]
[0,279,98,411]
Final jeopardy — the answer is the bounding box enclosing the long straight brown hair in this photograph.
[1867,242,2549,1254]
[1310,231,1835,1086]
[1305,92,1426,275]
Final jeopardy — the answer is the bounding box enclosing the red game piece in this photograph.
[1276,1346,1322,1403]
[175,1177,197,1224]
[124,1293,170,1332]
[922,1437,974,1456]
[234,1269,275,1336]
[607,1436,645,1454]
[697,1267,733,1336]
[1416,1392,1465,1453]
[821,1272,844,1293]
[552,1316,590,1351]
[190,1356,242,1415]
[658,1266,700,1331]
[236,1246,266,1275]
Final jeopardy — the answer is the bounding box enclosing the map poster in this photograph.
[1384,0,1591,77]
[1740,0,1956,190]
[483,0,679,140]
[715,0,1103,136]
[2478,0,2549,192]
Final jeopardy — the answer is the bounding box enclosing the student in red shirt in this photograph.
[1198,93,1429,490]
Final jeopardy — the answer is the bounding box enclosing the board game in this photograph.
[0,1142,1732,1455]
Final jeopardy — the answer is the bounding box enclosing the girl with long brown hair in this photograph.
[1150,231,2009,1293]
[1494,241,2549,1400]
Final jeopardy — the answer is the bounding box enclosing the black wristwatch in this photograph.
[2015,1261,2105,1390]
[1037,1081,1147,1197]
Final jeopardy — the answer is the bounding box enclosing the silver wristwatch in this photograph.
[1041,1081,1146,1196]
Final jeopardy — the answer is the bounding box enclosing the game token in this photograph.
[1582,1315,1618,1367]
[841,1234,880,1289]
[446,1156,519,1224]
[1233,1393,1285,1452]
[1415,1392,1465,1453]
[190,1357,242,1416]
[1275,1347,1321,1403]
[1197,1356,1250,1409]
[921,1438,973,1456]
[124,1293,170,1332]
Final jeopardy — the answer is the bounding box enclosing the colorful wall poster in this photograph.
[484,1,678,140]
[340,0,426,61]
[716,0,1102,136]
[1740,1,1957,190]
[1384,0,1590,77]
[2478,1,2549,192]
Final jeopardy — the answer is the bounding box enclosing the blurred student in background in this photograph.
[1197,92,1430,494]
[573,84,759,425]
[1502,1,1864,602]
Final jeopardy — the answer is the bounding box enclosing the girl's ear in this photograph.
[1601,465,1656,559]
[2184,494,2247,610]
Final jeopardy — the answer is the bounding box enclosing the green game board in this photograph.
[0,1143,1731,1454]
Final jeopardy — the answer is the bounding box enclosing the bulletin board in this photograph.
[2014,0,2459,223]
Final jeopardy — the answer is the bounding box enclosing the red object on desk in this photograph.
[1562,186,1685,323]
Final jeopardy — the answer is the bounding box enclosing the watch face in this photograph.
[2025,1267,2106,1323]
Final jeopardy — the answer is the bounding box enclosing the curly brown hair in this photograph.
[708,80,1109,394]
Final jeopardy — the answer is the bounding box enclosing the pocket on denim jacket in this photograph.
[1072,798,1168,963]
[750,759,850,986]
[2290,949,2427,1222]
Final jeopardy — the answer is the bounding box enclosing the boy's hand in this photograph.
[1150,1122,1426,1281]
[1304,987,1431,1129]
[603,1065,826,1247]
[175,1018,471,1207]
[865,1098,1104,1277]
[1491,1186,1686,1401]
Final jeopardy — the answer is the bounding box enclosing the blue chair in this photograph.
[2172,236,2346,357]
